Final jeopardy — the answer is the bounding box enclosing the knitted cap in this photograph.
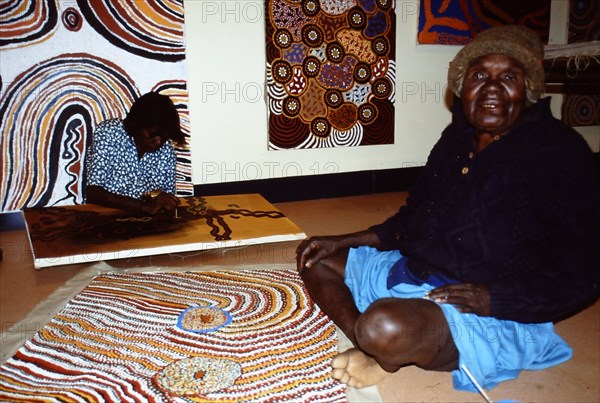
[448,25,545,103]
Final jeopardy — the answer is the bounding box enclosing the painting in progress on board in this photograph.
[23,194,306,268]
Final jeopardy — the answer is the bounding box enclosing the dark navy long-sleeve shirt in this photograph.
[370,98,600,323]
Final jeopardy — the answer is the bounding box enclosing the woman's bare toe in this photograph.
[330,348,392,387]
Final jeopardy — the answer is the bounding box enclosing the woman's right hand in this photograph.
[296,236,345,271]
[142,191,180,215]
[296,230,380,271]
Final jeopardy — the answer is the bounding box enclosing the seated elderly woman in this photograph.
[296,25,599,393]
[85,92,184,215]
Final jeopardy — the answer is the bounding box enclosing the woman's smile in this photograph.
[461,54,527,138]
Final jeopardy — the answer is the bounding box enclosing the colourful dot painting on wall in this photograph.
[562,0,600,127]
[0,0,192,212]
[266,0,396,149]
[417,0,551,45]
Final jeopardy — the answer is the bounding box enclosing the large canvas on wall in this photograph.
[418,0,551,45]
[562,0,600,127]
[0,0,192,212]
[266,0,396,149]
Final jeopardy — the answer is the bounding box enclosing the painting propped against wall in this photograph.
[418,0,551,45]
[266,0,396,149]
[0,0,192,212]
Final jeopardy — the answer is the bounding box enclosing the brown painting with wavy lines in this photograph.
[23,194,305,269]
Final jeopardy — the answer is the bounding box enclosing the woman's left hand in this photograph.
[426,283,491,316]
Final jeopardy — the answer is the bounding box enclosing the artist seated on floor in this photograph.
[85,91,185,215]
[296,25,600,393]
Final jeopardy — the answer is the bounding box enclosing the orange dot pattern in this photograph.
[0,270,346,402]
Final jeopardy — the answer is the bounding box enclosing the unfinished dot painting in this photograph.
[0,270,347,401]
[266,0,396,149]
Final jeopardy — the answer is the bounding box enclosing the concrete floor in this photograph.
[1,192,598,402]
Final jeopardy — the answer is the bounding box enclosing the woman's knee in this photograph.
[354,298,445,358]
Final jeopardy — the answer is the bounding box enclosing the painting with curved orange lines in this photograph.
[0,0,191,212]
[0,270,346,401]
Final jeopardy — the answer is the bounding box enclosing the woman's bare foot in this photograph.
[331,348,392,388]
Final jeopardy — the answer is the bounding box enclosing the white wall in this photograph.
[183,0,597,186]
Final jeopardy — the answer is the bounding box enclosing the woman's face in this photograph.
[135,126,168,155]
[461,54,527,137]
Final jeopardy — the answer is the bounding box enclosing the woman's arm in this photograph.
[86,185,179,215]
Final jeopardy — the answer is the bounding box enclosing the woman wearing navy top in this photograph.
[296,25,600,393]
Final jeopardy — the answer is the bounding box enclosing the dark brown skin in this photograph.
[297,233,459,375]
[134,126,170,158]
[86,186,180,215]
[296,54,528,386]
[461,54,527,152]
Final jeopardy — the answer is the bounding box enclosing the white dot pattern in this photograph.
[85,119,176,199]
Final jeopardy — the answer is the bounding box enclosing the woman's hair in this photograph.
[447,25,545,105]
[123,92,185,144]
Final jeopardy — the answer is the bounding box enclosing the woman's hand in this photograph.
[142,190,180,215]
[426,283,491,316]
[296,236,345,272]
[296,230,380,272]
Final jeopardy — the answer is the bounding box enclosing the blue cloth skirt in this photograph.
[344,246,573,392]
